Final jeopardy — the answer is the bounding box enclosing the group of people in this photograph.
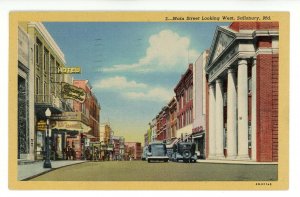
[84,147,100,161]
[65,145,77,160]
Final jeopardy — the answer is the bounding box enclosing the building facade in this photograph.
[205,22,279,162]
[19,22,75,160]
[125,142,142,160]
[192,50,209,159]
[167,97,177,140]
[18,26,35,161]
[174,64,194,141]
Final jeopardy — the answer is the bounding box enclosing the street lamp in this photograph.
[43,108,52,168]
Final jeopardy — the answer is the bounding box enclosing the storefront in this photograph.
[192,127,206,159]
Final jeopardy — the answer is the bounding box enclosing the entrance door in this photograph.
[18,76,28,159]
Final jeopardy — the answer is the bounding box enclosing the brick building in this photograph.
[125,142,142,160]
[156,107,167,141]
[174,64,193,140]
[205,22,278,162]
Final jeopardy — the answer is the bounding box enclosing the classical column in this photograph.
[215,79,225,159]
[208,82,216,159]
[226,68,237,159]
[237,59,250,160]
[251,58,257,161]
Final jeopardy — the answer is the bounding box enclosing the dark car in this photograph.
[147,142,169,163]
[172,142,197,163]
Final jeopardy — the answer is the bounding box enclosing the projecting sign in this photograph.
[61,82,86,103]
[57,66,81,74]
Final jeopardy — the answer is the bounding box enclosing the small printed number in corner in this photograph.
[256,182,272,186]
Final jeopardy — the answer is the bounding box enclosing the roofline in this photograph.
[28,22,66,64]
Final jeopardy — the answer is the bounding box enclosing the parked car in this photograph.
[147,142,169,163]
[172,142,197,163]
[141,146,148,161]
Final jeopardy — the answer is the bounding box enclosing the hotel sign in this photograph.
[57,66,81,74]
[61,82,86,103]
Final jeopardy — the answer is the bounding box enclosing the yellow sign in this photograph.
[61,82,86,103]
[36,120,46,131]
[57,66,81,74]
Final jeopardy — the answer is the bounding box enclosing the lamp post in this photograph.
[43,108,52,168]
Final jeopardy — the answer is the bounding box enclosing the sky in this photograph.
[44,22,229,144]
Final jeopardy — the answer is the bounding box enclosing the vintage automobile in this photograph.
[172,142,197,163]
[147,142,169,163]
[141,146,148,161]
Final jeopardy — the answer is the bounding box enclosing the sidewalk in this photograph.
[18,160,86,181]
[196,159,278,165]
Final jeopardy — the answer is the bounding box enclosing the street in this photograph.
[30,161,278,181]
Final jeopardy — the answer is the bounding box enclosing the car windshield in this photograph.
[150,144,165,156]
[181,144,191,149]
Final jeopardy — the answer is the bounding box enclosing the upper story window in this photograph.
[44,48,49,73]
[35,38,42,66]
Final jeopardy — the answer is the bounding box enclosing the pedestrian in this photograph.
[85,147,90,160]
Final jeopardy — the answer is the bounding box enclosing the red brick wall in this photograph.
[256,53,278,162]
[229,22,279,32]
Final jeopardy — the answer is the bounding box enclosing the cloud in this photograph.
[93,76,147,89]
[102,29,199,73]
[93,76,174,103]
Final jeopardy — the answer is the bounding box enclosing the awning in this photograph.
[52,120,91,133]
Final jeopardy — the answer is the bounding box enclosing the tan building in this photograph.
[19,22,73,160]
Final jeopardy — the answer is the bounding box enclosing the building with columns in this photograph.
[205,22,279,162]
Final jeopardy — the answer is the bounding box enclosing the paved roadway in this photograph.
[30,161,277,181]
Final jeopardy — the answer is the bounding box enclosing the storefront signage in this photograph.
[57,66,81,74]
[107,144,114,151]
[52,120,91,133]
[51,112,89,125]
[61,82,86,103]
[192,126,203,133]
[36,120,46,131]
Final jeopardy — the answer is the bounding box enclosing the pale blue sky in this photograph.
[44,22,229,143]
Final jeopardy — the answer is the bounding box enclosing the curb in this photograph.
[196,160,278,165]
[21,161,87,181]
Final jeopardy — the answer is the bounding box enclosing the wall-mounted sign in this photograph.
[61,82,86,103]
[57,66,81,74]
[36,120,46,131]
[192,126,203,133]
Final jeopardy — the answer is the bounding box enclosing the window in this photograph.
[35,76,39,95]
[35,44,39,65]
[44,82,47,102]
[44,49,49,73]
[248,77,252,93]
[224,128,227,149]
[248,121,252,148]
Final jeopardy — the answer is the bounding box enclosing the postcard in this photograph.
[9,11,289,190]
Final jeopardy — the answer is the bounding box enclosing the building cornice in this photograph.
[28,22,66,64]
